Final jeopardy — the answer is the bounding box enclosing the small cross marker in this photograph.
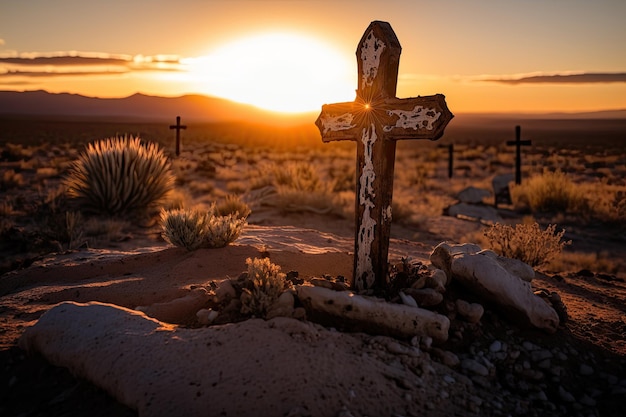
[506,125,532,185]
[315,21,453,292]
[169,116,187,156]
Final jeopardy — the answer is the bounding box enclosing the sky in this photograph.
[1,0,625,114]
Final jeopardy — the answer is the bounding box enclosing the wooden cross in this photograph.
[169,116,187,156]
[506,125,531,185]
[315,21,453,292]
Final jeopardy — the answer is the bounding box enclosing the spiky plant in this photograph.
[64,135,174,218]
[240,257,290,318]
[160,204,247,250]
[160,208,208,251]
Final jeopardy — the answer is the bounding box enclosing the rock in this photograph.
[403,288,444,307]
[430,242,482,280]
[489,340,502,353]
[431,348,460,367]
[309,277,350,291]
[135,287,210,324]
[558,385,575,402]
[196,308,218,325]
[399,291,418,308]
[478,250,535,282]
[426,269,448,292]
[455,299,484,324]
[20,301,389,417]
[296,285,450,343]
[214,279,236,302]
[265,291,295,320]
[579,363,594,376]
[448,249,559,332]
[461,358,489,376]
[492,174,514,206]
[447,203,502,223]
[457,186,492,204]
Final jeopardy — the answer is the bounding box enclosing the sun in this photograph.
[184,33,355,113]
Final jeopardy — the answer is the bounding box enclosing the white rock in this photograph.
[430,242,482,279]
[450,251,559,332]
[456,186,491,204]
[399,291,418,308]
[296,285,450,343]
[483,251,535,282]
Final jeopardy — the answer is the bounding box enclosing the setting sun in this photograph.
[183,33,356,113]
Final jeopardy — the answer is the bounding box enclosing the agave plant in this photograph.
[65,135,174,218]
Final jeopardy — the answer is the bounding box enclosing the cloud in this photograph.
[0,39,5,46]
[0,52,184,78]
[480,72,626,84]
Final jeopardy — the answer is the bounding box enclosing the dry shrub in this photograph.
[160,204,246,251]
[484,222,570,267]
[65,135,174,219]
[240,257,290,318]
[511,169,586,213]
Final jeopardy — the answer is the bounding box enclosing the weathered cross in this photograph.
[315,21,453,292]
[169,115,187,156]
[506,125,531,185]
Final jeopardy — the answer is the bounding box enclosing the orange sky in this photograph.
[1,0,625,114]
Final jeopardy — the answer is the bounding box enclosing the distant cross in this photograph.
[169,116,187,156]
[315,21,453,292]
[506,125,531,185]
[438,143,454,178]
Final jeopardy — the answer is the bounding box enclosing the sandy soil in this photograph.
[1,122,625,416]
[1,211,625,417]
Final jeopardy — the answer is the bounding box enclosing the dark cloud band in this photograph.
[482,72,626,84]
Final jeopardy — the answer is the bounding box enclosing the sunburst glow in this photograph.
[184,33,356,113]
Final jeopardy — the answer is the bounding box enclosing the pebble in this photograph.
[461,358,489,376]
[558,386,575,402]
[579,394,596,407]
[579,363,594,376]
[531,349,553,362]
[522,341,539,351]
[489,340,502,353]
[456,299,484,324]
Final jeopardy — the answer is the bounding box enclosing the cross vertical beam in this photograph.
[315,21,453,292]
[506,125,531,185]
[169,116,187,156]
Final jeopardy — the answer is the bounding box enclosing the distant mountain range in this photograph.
[0,90,624,125]
[0,90,317,125]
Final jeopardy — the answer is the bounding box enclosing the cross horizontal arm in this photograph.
[315,94,453,142]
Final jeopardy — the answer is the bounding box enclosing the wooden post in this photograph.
[506,125,531,185]
[315,21,453,292]
[169,116,187,156]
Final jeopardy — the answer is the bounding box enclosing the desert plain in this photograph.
[0,114,625,417]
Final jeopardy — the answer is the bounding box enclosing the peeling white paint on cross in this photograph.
[315,21,453,292]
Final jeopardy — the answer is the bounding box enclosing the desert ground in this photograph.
[0,115,625,416]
